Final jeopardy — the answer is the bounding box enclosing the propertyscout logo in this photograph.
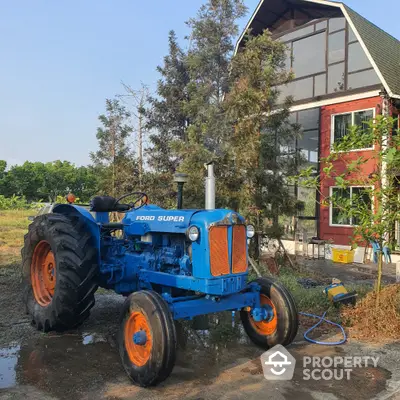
[261,345,379,381]
[261,345,296,380]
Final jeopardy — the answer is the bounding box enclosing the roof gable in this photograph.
[343,5,400,99]
[236,0,400,98]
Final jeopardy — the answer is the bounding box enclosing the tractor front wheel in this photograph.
[241,277,298,349]
[119,291,177,387]
[22,213,98,331]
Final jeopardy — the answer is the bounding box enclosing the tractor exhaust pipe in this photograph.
[205,162,215,210]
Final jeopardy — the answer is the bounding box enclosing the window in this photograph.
[298,108,320,130]
[329,17,346,33]
[347,69,380,90]
[297,108,320,165]
[284,47,292,71]
[333,113,352,143]
[292,32,326,78]
[273,15,381,103]
[328,31,345,64]
[354,110,374,135]
[314,74,326,96]
[331,109,375,148]
[328,62,345,93]
[278,25,314,42]
[278,77,313,102]
[348,28,357,43]
[348,42,373,72]
[351,187,372,225]
[331,188,350,225]
[330,187,372,226]
[299,130,319,163]
[316,20,327,31]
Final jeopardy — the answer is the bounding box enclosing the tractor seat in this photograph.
[90,196,130,212]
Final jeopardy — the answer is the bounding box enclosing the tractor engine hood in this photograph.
[123,205,198,235]
[122,205,245,236]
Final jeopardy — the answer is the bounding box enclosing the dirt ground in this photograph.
[1,266,400,400]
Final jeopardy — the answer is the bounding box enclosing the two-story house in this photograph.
[236,0,400,258]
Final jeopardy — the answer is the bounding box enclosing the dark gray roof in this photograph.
[344,5,400,98]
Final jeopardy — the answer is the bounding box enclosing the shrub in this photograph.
[0,195,41,210]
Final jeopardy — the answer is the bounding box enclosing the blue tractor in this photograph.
[22,180,298,386]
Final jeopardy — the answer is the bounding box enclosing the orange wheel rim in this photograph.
[31,240,56,307]
[249,294,277,336]
[124,311,152,367]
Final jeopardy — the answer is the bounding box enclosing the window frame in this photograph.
[330,107,376,151]
[274,16,381,104]
[291,31,327,79]
[329,185,373,227]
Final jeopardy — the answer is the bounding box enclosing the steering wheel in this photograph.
[114,192,148,211]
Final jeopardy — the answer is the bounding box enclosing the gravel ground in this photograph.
[1,267,400,400]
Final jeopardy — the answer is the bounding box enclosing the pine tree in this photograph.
[145,30,190,207]
[90,99,137,197]
[172,0,247,208]
[147,31,189,174]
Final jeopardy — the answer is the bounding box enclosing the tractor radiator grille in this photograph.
[209,226,230,276]
[209,225,247,276]
[232,225,247,273]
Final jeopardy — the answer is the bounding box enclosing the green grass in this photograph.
[0,209,32,267]
[251,263,373,321]
[276,270,335,314]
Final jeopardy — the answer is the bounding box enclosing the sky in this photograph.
[0,0,398,167]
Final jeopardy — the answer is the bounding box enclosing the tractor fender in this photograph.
[51,204,100,251]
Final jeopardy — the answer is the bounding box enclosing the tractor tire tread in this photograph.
[144,290,177,384]
[255,277,299,346]
[119,290,177,387]
[22,213,98,332]
[241,276,298,350]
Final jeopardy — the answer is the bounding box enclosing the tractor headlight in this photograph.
[246,225,255,239]
[187,226,199,242]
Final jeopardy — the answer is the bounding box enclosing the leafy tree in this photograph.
[0,160,6,177]
[225,30,298,253]
[143,0,299,232]
[41,161,99,202]
[0,162,46,200]
[71,165,100,201]
[0,161,98,202]
[297,115,399,296]
[41,161,78,201]
[90,98,137,197]
[0,160,8,194]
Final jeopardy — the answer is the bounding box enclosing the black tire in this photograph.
[22,213,98,331]
[119,290,177,387]
[240,277,298,349]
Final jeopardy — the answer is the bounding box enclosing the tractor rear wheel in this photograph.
[22,213,98,331]
[240,277,298,349]
[119,290,177,387]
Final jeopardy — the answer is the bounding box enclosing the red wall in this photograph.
[319,96,382,245]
